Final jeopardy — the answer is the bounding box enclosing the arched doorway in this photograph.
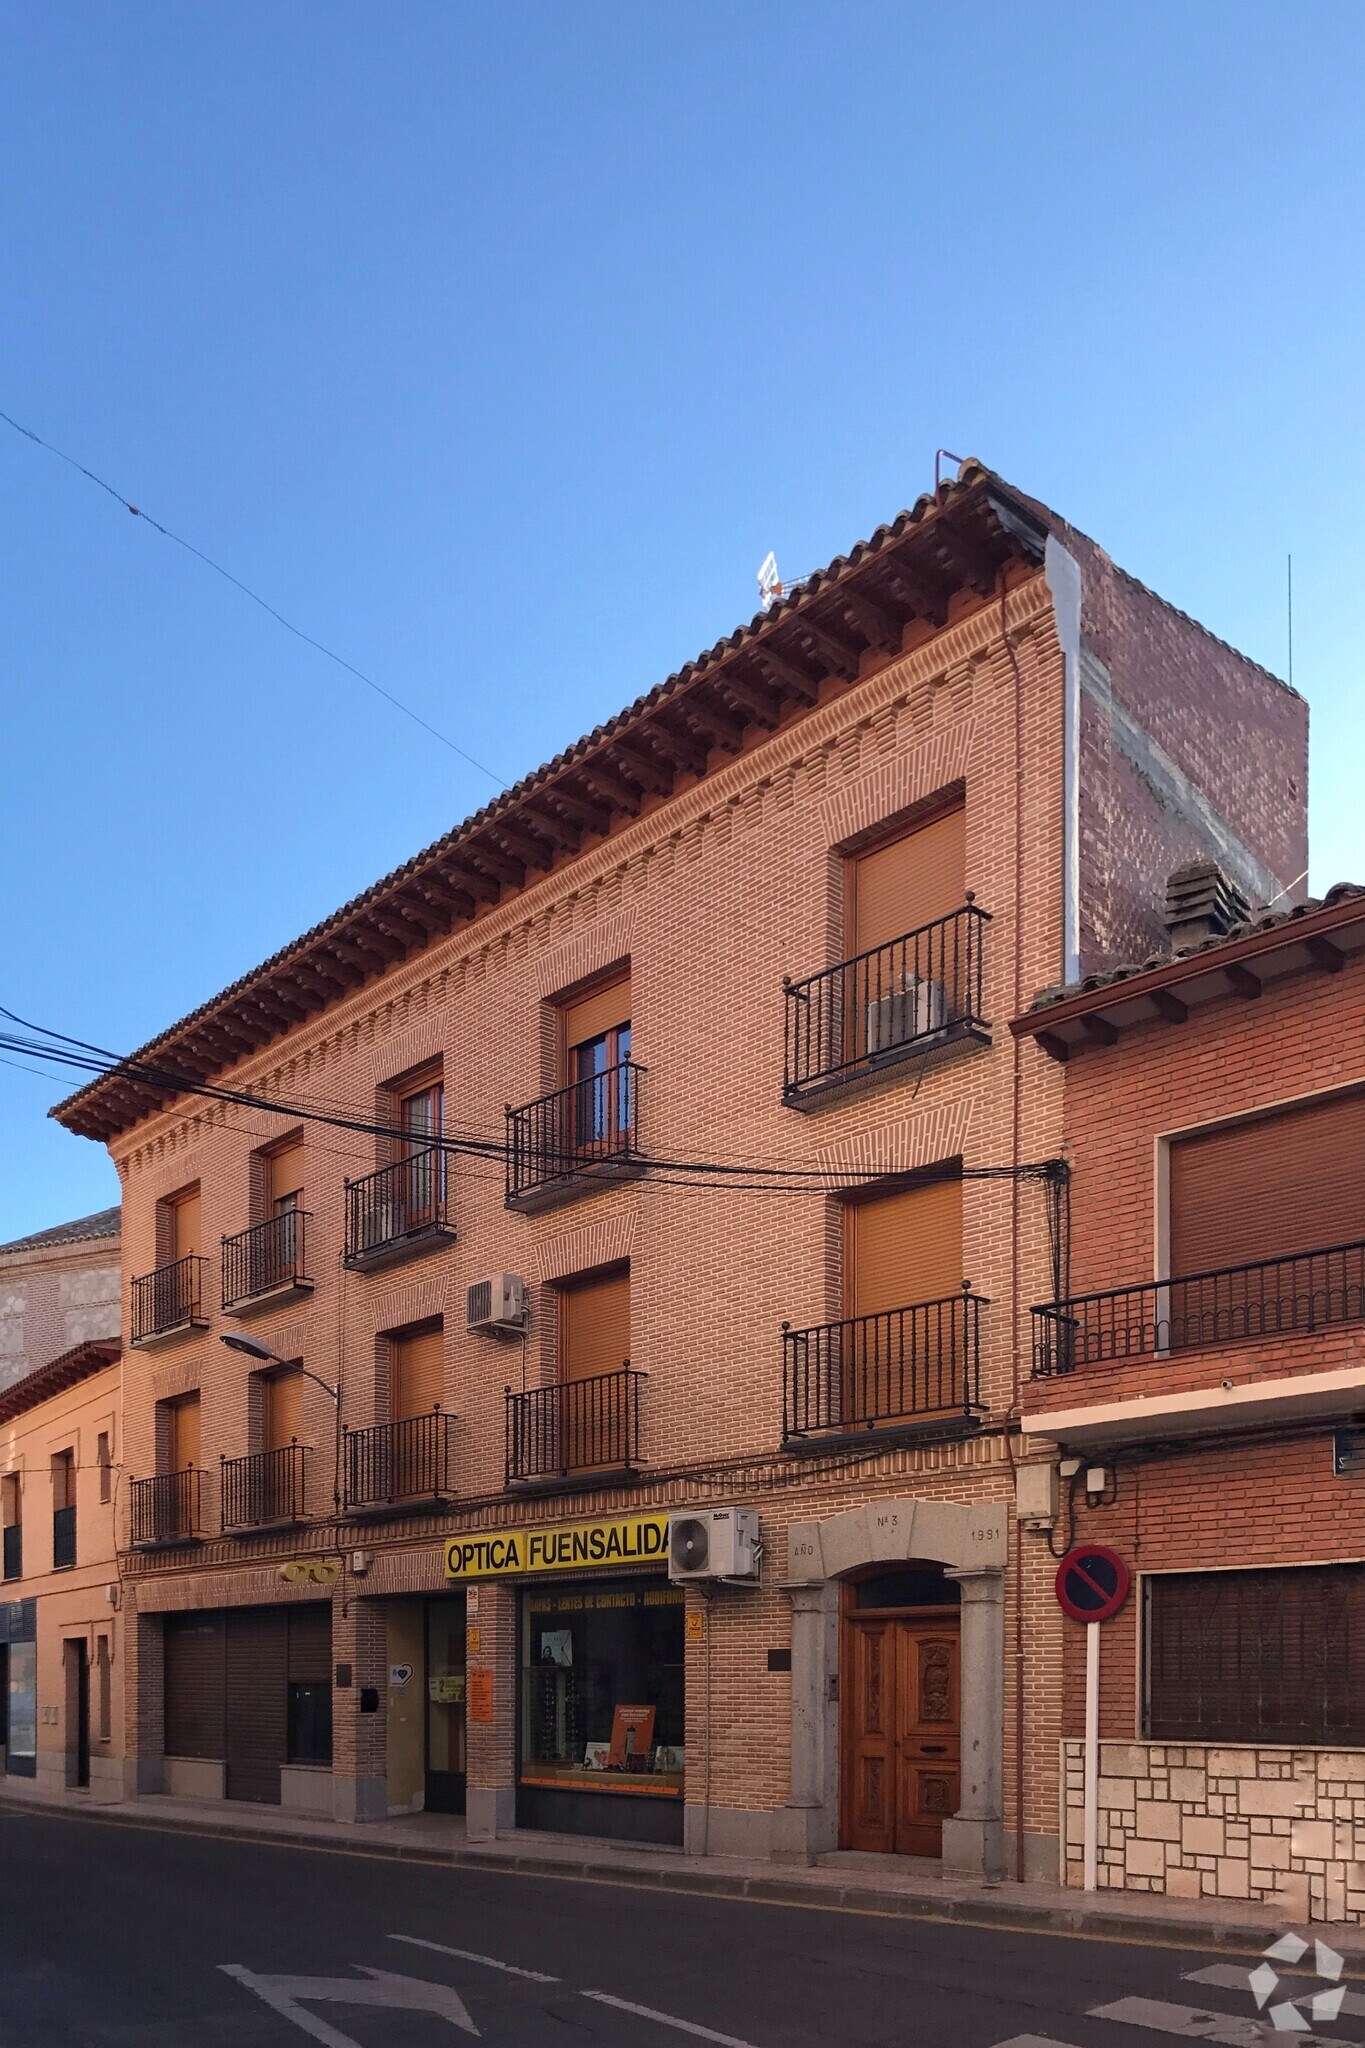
[841,1562,960,1855]
[778,1497,1006,1877]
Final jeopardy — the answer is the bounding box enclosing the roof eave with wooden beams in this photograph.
[1012,887,1365,1063]
[54,463,1047,1143]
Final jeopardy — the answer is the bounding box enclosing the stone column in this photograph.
[770,1580,839,1864]
[941,1565,1006,1881]
[465,1580,516,1842]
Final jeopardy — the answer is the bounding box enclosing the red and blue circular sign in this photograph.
[1054,1544,1130,1624]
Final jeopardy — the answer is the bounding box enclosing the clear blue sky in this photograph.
[3,3,1364,1242]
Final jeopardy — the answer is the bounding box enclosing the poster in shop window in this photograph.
[607,1703,655,1769]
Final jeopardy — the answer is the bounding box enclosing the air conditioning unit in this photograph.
[668,1507,761,1584]
[866,974,946,1055]
[466,1273,528,1337]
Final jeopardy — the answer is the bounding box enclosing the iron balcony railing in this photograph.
[343,1411,455,1511]
[222,1210,311,1309]
[1032,1237,1365,1377]
[784,900,990,1100]
[2,1524,20,1580]
[51,1505,76,1570]
[344,1149,451,1264]
[505,1366,645,1483]
[783,1288,985,1443]
[131,1255,209,1344]
[506,1062,642,1203]
[130,1468,202,1546]
[220,1444,310,1531]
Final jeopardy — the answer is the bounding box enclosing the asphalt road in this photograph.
[0,1806,1325,2047]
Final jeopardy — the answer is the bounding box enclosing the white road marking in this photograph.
[583,1989,763,2045]
[389,1933,559,1982]
[1090,1994,1359,2047]
[988,2038,1088,2048]
[219,1963,478,2039]
[1185,1966,1365,2019]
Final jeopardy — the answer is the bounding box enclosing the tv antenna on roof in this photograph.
[757,552,810,613]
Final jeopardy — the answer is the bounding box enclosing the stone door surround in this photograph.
[779,1496,1008,1877]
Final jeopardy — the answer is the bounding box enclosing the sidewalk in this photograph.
[4,1776,1363,1956]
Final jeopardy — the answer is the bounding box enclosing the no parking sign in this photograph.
[1054,1544,1130,1624]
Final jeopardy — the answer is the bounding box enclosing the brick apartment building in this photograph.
[51,461,1304,1881]
[0,1339,124,1800]
[1016,867,1365,1922]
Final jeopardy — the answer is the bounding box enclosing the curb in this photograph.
[0,1790,1318,1954]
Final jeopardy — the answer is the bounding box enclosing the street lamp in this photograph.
[218,1329,339,1405]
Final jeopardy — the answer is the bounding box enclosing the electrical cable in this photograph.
[0,408,505,787]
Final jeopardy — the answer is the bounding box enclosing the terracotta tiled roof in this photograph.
[1026,884,1365,1013]
[0,1205,121,1256]
[0,1339,120,1427]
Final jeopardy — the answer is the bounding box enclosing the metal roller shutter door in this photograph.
[224,1607,288,1804]
[163,1612,225,1761]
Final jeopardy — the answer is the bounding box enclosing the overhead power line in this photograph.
[0,407,505,787]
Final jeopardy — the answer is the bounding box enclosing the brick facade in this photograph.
[53,475,1305,1877]
[1020,891,1365,1919]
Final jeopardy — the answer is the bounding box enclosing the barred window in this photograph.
[1145,1564,1365,1746]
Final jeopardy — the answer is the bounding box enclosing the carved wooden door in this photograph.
[894,1619,960,1855]
[844,1613,960,1854]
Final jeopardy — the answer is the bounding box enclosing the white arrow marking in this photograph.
[1186,1967,1365,2020]
[582,1990,762,2045]
[389,1933,559,1981]
[219,1963,478,2039]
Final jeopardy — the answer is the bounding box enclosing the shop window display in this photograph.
[520,1581,684,1800]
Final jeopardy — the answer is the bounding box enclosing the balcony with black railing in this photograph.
[2,1524,20,1581]
[342,1410,455,1512]
[52,1505,76,1570]
[222,1211,313,1313]
[505,1366,645,1486]
[783,901,990,1104]
[344,1149,454,1272]
[130,1255,209,1348]
[220,1444,311,1531]
[129,1468,203,1548]
[506,1062,643,1209]
[783,1287,986,1448]
[1032,1238,1365,1381]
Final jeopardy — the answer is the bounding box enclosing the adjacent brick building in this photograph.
[0,1207,120,1393]
[0,1340,124,1801]
[1016,869,1365,1922]
[50,462,1304,1881]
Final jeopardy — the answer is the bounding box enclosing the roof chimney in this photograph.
[1164,858,1251,954]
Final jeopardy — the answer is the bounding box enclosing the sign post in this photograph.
[1055,1544,1131,1894]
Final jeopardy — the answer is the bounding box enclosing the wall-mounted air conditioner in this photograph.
[866,974,946,1055]
[667,1507,761,1584]
[466,1273,528,1337]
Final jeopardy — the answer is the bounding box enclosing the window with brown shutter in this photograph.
[262,1367,305,1451]
[558,1267,631,1385]
[169,1187,202,1263]
[1169,1089,1365,1276]
[848,1176,964,1318]
[851,802,966,958]
[390,1323,444,1422]
[1146,1565,1365,1745]
[268,1139,305,1214]
[164,1393,201,1475]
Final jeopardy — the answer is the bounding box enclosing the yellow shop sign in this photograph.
[445,1511,669,1582]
